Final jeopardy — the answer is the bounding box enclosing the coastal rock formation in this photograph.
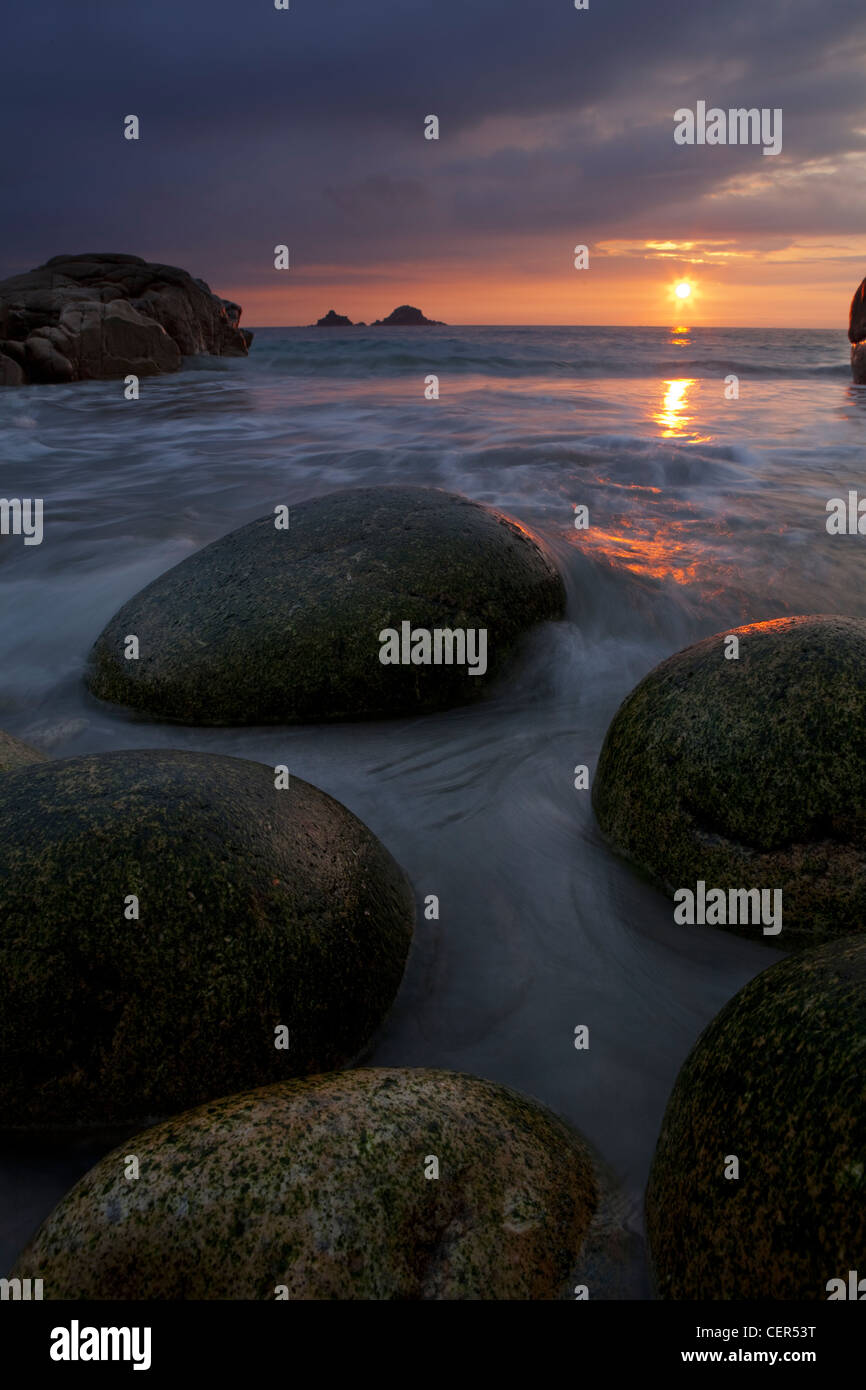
[646,936,866,1299]
[0,254,253,385]
[86,486,566,724]
[372,304,445,326]
[592,615,866,947]
[314,309,355,326]
[13,1068,635,1299]
[849,276,866,383]
[0,729,47,772]
[0,750,414,1125]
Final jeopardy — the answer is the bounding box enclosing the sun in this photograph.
[674,281,692,300]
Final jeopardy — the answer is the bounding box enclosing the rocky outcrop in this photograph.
[849,276,866,383]
[0,254,253,385]
[314,309,355,326]
[85,486,566,724]
[0,749,414,1125]
[593,615,866,947]
[372,304,445,326]
[0,729,47,772]
[646,936,866,1299]
[13,1068,638,1299]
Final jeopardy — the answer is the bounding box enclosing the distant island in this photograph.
[373,305,445,326]
[313,304,445,327]
[314,310,364,327]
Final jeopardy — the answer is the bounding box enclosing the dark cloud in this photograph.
[1,0,864,303]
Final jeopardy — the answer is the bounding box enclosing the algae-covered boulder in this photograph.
[0,729,47,772]
[0,751,413,1126]
[13,1067,634,1300]
[85,487,565,725]
[592,615,866,947]
[646,936,866,1299]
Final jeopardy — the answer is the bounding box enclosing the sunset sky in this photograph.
[3,0,865,327]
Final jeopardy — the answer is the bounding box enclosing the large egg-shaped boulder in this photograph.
[593,615,866,947]
[85,487,565,724]
[13,1068,633,1300]
[0,750,414,1125]
[646,936,866,1299]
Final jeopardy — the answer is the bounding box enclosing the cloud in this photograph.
[1,0,865,321]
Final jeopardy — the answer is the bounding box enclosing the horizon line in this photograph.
[245,322,849,332]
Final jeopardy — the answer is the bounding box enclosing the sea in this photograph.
[1,324,863,1289]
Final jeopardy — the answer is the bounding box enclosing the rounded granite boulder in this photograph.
[13,1067,633,1300]
[592,615,866,947]
[0,750,413,1126]
[646,936,866,1299]
[85,486,566,724]
[0,729,47,772]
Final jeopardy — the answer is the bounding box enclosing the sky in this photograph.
[2,0,865,327]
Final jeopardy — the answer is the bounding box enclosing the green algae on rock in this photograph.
[645,936,866,1299]
[0,729,47,772]
[592,615,866,948]
[85,486,566,725]
[13,1067,635,1300]
[0,751,413,1126]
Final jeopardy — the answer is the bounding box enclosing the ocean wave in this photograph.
[244,326,851,381]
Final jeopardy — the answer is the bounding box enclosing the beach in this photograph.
[0,323,861,1286]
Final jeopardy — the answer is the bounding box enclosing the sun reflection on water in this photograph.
[655,378,696,437]
[652,377,712,442]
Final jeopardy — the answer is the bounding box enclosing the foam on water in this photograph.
[1,325,864,1284]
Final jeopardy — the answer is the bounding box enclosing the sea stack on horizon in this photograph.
[0,253,253,386]
[314,310,361,326]
[372,304,445,326]
[312,304,444,327]
[849,275,866,383]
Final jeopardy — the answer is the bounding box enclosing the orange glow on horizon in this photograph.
[214,249,860,328]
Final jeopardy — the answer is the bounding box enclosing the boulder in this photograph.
[593,615,866,948]
[13,1067,635,1299]
[372,305,445,326]
[86,486,566,725]
[0,750,414,1125]
[849,277,866,382]
[646,936,866,1299]
[314,310,354,326]
[0,254,253,385]
[849,276,866,344]
[0,351,26,386]
[0,729,47,772]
